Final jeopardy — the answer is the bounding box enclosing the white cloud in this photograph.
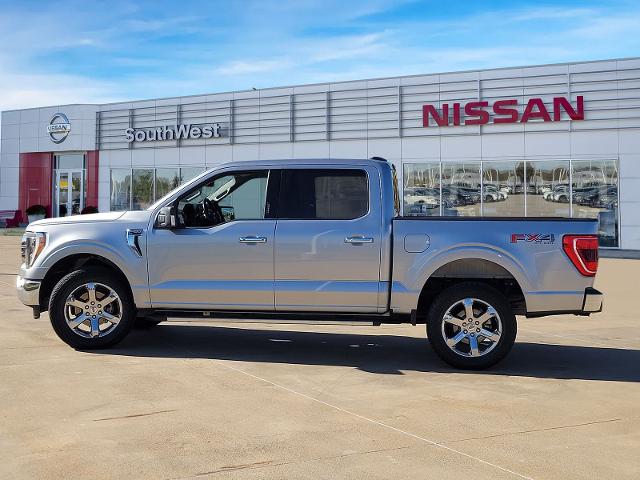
[0,71,120,111]
[216,59,294,76]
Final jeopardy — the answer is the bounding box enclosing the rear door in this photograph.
[274,166,384,312]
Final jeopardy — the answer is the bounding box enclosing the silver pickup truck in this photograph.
[17,158,603,369]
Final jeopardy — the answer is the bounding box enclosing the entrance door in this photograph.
[55,170,84,217]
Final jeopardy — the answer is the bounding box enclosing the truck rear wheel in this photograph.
[426,282,517,369]
[48,267,134,349]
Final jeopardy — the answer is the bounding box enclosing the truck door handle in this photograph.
[345,236,374,244]
[239,236,267,244]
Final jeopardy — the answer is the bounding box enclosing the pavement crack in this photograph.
[93,409,176,422]
[444,417,623,444]
[208,361,534,480]
[185,446,412,478]
[193,460,274,476]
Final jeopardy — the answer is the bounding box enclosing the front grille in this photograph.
[20,239,26,263]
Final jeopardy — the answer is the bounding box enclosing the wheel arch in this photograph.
[416,258,526,321]
[39,254,133,312]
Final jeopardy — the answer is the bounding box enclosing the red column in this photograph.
[19,152,53,220]
[86,150,99,209]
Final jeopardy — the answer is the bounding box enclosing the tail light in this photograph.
[562,235,599,276]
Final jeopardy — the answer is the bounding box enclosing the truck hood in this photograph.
[28,211,134,227]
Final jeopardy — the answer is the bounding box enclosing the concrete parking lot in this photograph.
[0,235,638,479]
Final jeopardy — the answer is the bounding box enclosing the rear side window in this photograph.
[279,169,369,220]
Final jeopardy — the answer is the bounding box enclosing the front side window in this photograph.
[279,169,368,220]
[176,170,268,228]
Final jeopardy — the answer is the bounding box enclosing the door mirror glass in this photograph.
[221,206,236,222]
[155,206,176,229]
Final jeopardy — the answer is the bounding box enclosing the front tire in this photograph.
[426,282,517,369]
[48,267,135,349]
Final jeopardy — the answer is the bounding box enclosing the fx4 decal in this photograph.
[511,233,556,244]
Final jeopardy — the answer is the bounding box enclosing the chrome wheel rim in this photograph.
[63,282,122,338]
[440,297,502,358]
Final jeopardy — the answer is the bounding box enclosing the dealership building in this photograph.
[1,57,639,250]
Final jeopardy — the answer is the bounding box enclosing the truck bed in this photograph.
[390,216,599,316]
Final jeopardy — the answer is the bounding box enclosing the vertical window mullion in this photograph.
[569,158,573,218]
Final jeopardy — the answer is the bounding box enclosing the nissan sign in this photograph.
[423,96,584,127]
[47,113,71,143]
[125,123,223,142]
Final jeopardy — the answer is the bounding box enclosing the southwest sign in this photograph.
[125,123,223,142]
[423,96,584,127]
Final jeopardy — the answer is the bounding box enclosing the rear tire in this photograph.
[48,267,134,349]
[426,282,517,369]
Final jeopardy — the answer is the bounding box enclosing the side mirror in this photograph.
[155,206,176,229]
[221,206,235,222]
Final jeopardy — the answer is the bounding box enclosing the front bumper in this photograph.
[16,276,41,307]
[582,287,603,313]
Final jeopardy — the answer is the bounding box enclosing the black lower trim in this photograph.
[140,309,412,324]
[396,216,597,222]
[525,310,590,318]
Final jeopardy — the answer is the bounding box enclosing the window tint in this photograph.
[279,169,368,220]
[177,170,268,228]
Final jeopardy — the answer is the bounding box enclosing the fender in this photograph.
[392,243,533,314]
[37,239,150,308]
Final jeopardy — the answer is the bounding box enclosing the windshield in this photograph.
[147,169,211,211]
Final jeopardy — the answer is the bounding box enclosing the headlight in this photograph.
[21,232,47,268]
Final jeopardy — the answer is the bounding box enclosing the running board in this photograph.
[143,309,411,325]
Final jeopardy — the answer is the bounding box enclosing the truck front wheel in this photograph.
[426,282,517,369]
[48,268,135,349]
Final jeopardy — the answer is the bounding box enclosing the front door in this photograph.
[274,167,383,313]
[55,170,84,217]
[147,169,276,310]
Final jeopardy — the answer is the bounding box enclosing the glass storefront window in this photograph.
[572,159,619,247]
[526,160,571,218]
[110,166,208,211]
[441,163,481,216]
[155,168,181,200]
[482,162,524,216]
[55,153,85,170]
[401,158,619,248]
[403,163,441,216]
[180,167,206,184]
[110,170,131,211]
[132,169,154,210]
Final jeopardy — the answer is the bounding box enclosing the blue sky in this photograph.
[0,0,639,110]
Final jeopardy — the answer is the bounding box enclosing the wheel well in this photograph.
[416,259,526,321]
[39,254,133,311]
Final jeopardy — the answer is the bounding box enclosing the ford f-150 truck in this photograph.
[17,158,603,369]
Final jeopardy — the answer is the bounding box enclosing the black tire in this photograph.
[48,267,135,349]
[426,282,517,369]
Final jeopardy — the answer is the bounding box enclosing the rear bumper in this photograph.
[525,287,603,318]
[582,287,603,313]
[16,276,41,307]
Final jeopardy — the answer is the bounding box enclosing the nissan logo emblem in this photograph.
[47,113,71,144]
